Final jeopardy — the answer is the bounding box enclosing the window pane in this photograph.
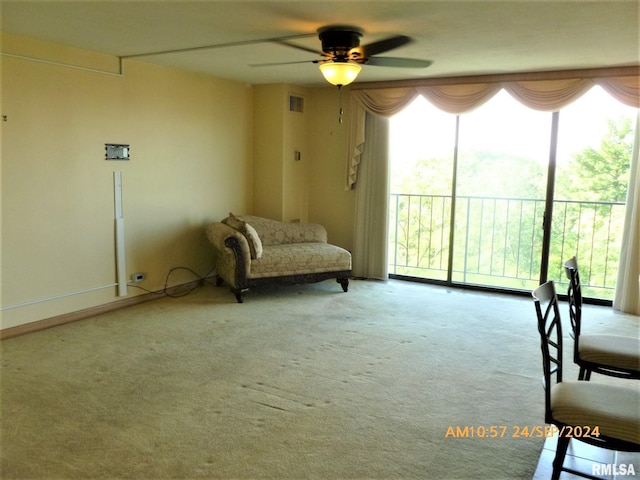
[551,86,637,299]
[389,96,456,280]
[453,90,550,291]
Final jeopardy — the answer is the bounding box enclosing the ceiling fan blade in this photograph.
[274,40,326,56]
[366,56,432,68]
[360,35,412,56]
[250,59,315,67]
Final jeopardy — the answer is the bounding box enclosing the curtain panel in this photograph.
[352,113,390,279]
[345,68,639,313]
[613,111,640,314]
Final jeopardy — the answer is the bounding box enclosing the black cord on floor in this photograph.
[127,266,216,298]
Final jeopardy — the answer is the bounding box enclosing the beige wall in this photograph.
[1,33,356,332]
[252,84,285,220]
[252,83,356,245]
[307,88,356,249]
[282,86,310,224]
[1,33,254,329]
[253,84,312,224]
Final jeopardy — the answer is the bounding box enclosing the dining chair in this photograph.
[564,256,640,380]
[532,281,640,480]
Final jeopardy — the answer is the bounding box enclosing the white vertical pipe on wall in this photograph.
[114,171,128,297]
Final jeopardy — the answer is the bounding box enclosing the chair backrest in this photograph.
[564,256,583,356]
[532,281,564,424]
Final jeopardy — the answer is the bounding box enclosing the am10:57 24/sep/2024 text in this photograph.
[445,425,600,439]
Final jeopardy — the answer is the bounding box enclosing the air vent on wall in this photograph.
[289,95,304,113]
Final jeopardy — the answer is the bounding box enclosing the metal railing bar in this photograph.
[589,206,596,283]
[529,202,539,279]
[490,198,497,276]
[417,196,423,268]
[576,202,583,265]
[504,199,511,277]
[388,193,623,299]
[393,194,399,274]
[604,204,613,286]
[464,197,471,284]
[559,202,568,282]
[478,198,485,273]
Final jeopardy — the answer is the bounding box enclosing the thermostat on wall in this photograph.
[105,144,130,160]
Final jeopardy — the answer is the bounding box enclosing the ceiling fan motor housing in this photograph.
[318,26,363,61]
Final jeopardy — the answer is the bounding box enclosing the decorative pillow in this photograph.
[222,212,245,231]
[222,213,263,260]
[243,223,263,260]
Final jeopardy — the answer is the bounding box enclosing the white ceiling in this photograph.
[1,1,639,87]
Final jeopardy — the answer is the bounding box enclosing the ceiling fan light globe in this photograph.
[319,62,361,86]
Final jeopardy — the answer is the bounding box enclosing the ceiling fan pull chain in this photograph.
[339,87,344,124]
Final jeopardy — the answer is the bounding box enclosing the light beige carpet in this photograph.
[1,279,637,479]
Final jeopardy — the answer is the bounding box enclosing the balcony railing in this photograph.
[389,193,626,300]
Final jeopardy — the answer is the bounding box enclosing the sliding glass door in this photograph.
[452,91,550,290]
[388,87,637,300]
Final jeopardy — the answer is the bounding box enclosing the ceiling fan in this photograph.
[255,25,432,87]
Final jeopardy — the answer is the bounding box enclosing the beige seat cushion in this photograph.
[551,381,640,444]
[579,335,640,371]
[248,243,351,279]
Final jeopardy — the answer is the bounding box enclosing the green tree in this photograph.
[549,117,634,296]
[558,117,633,202]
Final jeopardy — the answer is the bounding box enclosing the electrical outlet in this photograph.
[132,273,145,283]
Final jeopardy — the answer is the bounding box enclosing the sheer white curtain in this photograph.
[613,111,640,314]
[352,112,390,279]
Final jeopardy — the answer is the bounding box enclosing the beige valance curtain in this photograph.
[346,69,639,189]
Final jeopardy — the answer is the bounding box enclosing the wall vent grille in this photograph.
[289,95,304,113]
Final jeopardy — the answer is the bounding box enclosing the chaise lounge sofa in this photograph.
[206,214,352,303]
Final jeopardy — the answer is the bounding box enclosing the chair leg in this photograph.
[578,367,587,381]
[584,369,592,381]
[552,435,570,480]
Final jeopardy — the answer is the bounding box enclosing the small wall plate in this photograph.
[105,144,130,160]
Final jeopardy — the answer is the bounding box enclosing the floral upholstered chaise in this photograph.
[206,214,352,303]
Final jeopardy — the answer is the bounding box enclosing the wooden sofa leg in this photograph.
[233,288,248,303]
[338,277,349,292]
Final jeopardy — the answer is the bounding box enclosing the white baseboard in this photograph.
[0,279,207,340]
